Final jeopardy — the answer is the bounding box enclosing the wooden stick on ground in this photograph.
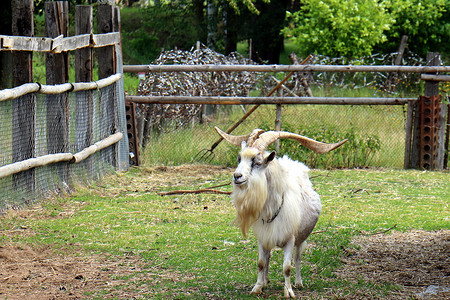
[360,224,397,236]
[158,189,231,196]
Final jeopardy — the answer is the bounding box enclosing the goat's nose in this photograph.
[234,173,242,180]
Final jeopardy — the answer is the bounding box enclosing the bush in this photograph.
[284,0,393,58]
[376,0,450,57]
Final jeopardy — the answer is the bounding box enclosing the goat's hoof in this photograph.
[250,284,264,295]
[284,286,296,298]
[294,279,304,288]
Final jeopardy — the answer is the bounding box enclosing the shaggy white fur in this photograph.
[214,126,345,298]
[231,146,321,298]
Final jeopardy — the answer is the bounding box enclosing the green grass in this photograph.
[316,169,449,231]
[1,166,448,298]
[123,72,141,95]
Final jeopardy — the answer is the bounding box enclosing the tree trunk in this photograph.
[192,0,205,42]
[207,0,217,50]
[248,0,289,64]
[223,1,237,54]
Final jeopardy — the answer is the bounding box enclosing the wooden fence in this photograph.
[0,1,128,210]
[124,55,449,170]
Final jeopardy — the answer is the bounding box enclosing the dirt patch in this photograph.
[1,244,132,299]
[335,230,450,299]
[0,243,186,299]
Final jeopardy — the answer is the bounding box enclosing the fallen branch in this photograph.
[360,224,397,236]
[310,171,331,179]
[208,182,231,189]
[158,189,231,196]
[350,188,370,194]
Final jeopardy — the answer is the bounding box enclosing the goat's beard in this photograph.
[232,173,267,236]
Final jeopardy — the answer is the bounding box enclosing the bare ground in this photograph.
[1,165,449,299]
[0,244,143,299]
[334,229,450,299]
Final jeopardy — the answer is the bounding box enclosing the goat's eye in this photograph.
[251,157,262,168]
[237,156,241,163]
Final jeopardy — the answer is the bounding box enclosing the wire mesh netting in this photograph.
[140,104,408,169]
[136,46,428,169]
[0,80,128,212]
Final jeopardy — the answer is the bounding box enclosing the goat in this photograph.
[215,126,347,298]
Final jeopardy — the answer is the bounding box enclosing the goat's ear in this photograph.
[264,151,276,164]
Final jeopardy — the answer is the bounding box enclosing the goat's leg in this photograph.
[294,241,307,288]
[263,245,270,286]
[283,236,296,298]
[250,242,270,295]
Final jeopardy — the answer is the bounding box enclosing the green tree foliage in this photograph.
[284,0,393,58]
[285,0,450,59]
[226,0,270,14]
[121,3,205,64]
[378,0,450,57]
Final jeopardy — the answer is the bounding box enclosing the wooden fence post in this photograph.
[436,94,448,169]
[75,5,94,171]
[275,90,282,152]
[387,35,408,92]
[0,0,12,90]
[12,0,34,198]
[444,103,450,168]
[404,100,416,169]
[114,5,132,170]
[410,100,421,169]
[97,4,116,79]
[75,5,93,83]
[45,1,69,184]
[97,3,118,166]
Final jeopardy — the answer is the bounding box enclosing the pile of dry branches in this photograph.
[136,44,260,146]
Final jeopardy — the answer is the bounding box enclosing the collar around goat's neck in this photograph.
[262,193,285,224]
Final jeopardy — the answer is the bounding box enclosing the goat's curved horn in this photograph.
[214,127,265,147]
[253,131,348,153]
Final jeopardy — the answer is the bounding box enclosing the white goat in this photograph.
[215,127,347,298]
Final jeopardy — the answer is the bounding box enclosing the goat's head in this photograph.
[215,126,348,186]
[215,127,347,235]
[232,145,276,187]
